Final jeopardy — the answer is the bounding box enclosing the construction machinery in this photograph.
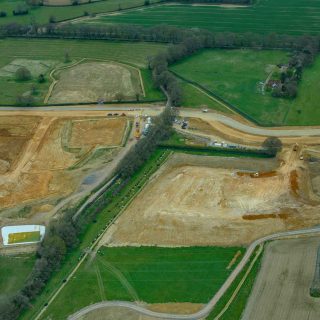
[134,111,143,140]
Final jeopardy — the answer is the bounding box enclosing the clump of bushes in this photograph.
[15,67,31,81]
[13,4,29,16]
[0,11,7,17]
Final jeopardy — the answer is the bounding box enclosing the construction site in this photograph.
[0,111,129,237]
[102,142,320,247]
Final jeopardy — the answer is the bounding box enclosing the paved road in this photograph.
[2,105,320,137]
[68,227,320,320]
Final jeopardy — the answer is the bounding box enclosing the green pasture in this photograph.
[41,246,244,319]
[172,49,320,126]
[180,82,232,114]
[90,0,320,35]
[0,38,165,105]
[0,254,36,302]
[0,0,161,25]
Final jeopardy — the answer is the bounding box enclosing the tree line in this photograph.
[2,23,320,50]
[176,0,251,4]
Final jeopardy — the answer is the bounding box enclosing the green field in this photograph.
[0,38,165,105]
[8,231,41,244]
[41,246,244,319]
[0,0,161,25]
[172,49,320,126]
[89,0,320,35]
[0,254,35,302]
[180,82,232,114]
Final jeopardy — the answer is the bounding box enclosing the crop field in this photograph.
[0,253,35,302]
[48,61,143,103]
[0,39,165,105]
[90,0,320,35]
[103,149,320,247]
[40,246,243,319]
[8,231,41,244]
[0,0,161,25]
[172,49,320,126]
[243,237,320,320]
[0,113,127,227]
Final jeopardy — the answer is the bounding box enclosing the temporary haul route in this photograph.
[68,227,320,320]
[1,105,320,138]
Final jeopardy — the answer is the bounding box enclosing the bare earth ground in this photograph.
[0,114,127,229]
[48,62,142,104]
[0,116,41,174]
[242,237,320,320]
[102,148,320,247]
[79,303,204,320]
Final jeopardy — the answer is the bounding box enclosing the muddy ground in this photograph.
[242,236,320,320]
[0,114,127,229]
[102,148,320,247]
[78,303,204,320]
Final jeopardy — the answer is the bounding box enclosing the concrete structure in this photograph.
[1,225,46,246]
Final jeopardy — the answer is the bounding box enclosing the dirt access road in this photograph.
[2,105,320,140]
[242,237,320,320]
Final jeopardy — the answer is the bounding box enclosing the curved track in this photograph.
[2,105,320,137]
[68,227,320,320]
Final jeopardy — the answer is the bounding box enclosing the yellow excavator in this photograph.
[134,110,143,140]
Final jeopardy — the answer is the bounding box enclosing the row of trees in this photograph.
[117,106,177,177]
[176,0,251,3]
[2,22,320,51]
